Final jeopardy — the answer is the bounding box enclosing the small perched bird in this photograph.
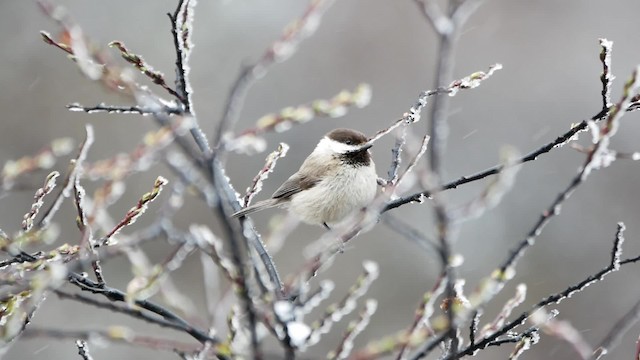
[232,128,378,228]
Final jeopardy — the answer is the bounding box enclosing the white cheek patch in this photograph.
[318,137,361,154]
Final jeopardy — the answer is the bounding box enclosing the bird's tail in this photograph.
[231,198,281,218]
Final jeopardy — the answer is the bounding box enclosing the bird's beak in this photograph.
[347,142,373,153]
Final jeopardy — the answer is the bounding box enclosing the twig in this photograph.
[55,290,200,340]
[590,298,640,360]
[386,125,408,184]
[417,0,484,356]
[367,63,502,149]
[213,157,284,300]
[448,223,635,359]
[21,171,59,232]
[499,66,640,276]
[72,176,104,285]
[38,1,102,80]
[396,275,446,360]
[22,327,200,354]
[469,310,480,347]
[530,308,592,360]
[599,39,614,111]
[168,0,195,112]
[67,103,182,115]
[243,143,289,207]
[109,40,183,101]
[306,261,379,347]
[101,176,168,244]
[65,271,217,345]
[381,213,437,254]
[328,299,378,360]
[213,0,336,150]
[210,160,263,359]
[479,284,526,338]
[384,60,639,213]
[508,329,540,359]
[395,134,430,189]
[233,83,372,141]
[37,124,94,229]
[167,0,212,155]
[1,137,73,191]
[75,339,94,360]
[451,146,520,221]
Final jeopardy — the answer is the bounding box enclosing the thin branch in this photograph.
[55,290,198,339]
[599,39,614,111]
[75,339,94,360]
[22,327,200,354]
[167,0,212,155]
[418,0,483,356]
[101,176,168,244]
[21,171,59,232]
[72,175,104,285]
[210,159,263,359]
[386,125,408,185]
[306,261,379,347]
[109,40,183,101]
[243,143,289,207]
[67,103,182,115]
[328,299,378,360]
[1,137,74,191]
[65,271,218,345]
[499,66,640,276]
[383,104,640,213]
[168,0,195,112]
[37,124,94,229]
[381,213,437,253]
[448,223,634,359]
[213,0,336,151]
[396,275,446,360]
[590,299,640,360]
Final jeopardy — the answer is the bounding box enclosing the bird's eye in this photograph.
[345,140,353,145]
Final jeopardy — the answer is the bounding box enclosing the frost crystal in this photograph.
[287,321,311,348]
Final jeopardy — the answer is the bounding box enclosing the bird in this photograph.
[232,128,378,229]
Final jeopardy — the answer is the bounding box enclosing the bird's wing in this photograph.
[272,173,319,199]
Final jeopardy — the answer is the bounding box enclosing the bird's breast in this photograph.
[289,163,377,225]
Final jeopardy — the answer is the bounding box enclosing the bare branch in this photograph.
[243,143,289,207]
[328,299,378,360]
[38,124,94,229]
[75,339,94,360]
[449,222,633,359]
[599,38,614,110]
[590,299,640,360]
[21,171,59,232]
[67,103,182,115]
[110,40,182,101]
[213,0,337,150]
[101,176,168,245]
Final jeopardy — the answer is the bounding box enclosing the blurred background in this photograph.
[1,0,640,359]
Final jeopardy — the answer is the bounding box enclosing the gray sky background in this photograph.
[1,1,640,359]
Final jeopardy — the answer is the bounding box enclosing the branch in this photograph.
[590,299,640,360]
[22,327,201,354]
[599,38,614,111]
[213,0,336,151]
[37,124,94,229]
[448,223,636,359]
[55,290,201,340]
[67,103,182,115]
[417,0,484,356]
[75,340,94,360]
[384,102,640,213]
[65,272,218,345]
